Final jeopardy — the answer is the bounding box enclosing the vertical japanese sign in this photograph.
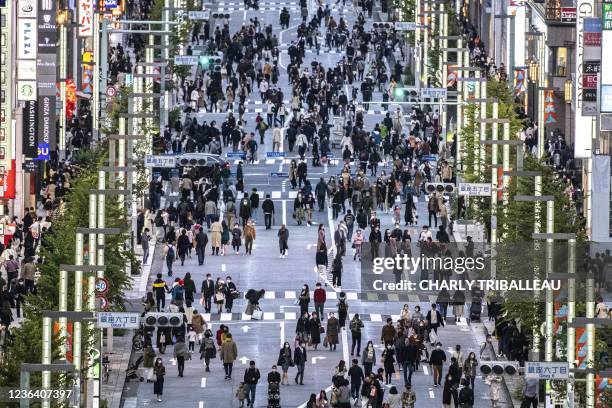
[37,0,57,154]
[78,0,94,37]
[574,0,595,158]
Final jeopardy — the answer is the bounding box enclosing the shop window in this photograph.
[552,47,568,77]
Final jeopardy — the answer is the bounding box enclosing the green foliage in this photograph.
[0,148,135,392]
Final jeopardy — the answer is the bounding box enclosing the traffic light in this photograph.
[199,55,223,72]
[480,362,518,376]
[425,183,456,194]
[143,313,183,328]
[393,87,418,102]
[372,22,393,30]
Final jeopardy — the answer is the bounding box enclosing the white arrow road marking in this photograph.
[239,356,250,365]
[311,356,326,364]
[241,325,251,333]
[201,377,207,388]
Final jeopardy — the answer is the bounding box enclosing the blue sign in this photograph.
[422,155,437,162]
[226,151,246,158]
[269,172,289,177]
[584,17,602,33]
[37,143,50,161]
[266,152,286,157]
[104,0,118,8]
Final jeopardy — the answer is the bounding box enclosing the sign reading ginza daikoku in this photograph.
[36,0,57,156]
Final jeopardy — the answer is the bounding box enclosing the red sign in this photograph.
[0,160,16,199]
[585,32,602,46]
[560,7,576,23]
[53,321,74,363]
[583,74,598,89]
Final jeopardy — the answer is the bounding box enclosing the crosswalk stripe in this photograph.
[271,191,281,199]
[264,291,276,299]
[189,312,470,323]
[220,313,232,321]
[284,290,296,299]
[369,314,382,322]
[288,191,297,198]
[263,312,276,320]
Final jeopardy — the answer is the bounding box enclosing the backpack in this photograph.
[173,285,184,301]
[166,246,175,260]
[338,300,348,312]
[155,213,163,227]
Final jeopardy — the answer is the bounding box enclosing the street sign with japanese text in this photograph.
[525,361,569,380]
[266,152,286,157]
[394,22,416,31]
[96,312,140,329]
[561,7,577,23]
[458,183,492,197]
[420,88,447,99]
[173,55,198,66]
[188,10,210,20]
[145,155,177,168]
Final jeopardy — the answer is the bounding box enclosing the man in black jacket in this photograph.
[200,273,215,313]
[347,358,364,400]
[426,303,445,335]
[243,360,261,407]
[261,194,275,230]
[293,341,307,385]
[195,227,208,266]
[429,342,446,387]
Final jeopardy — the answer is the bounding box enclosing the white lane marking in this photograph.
[220,313,232,321]
[429,388,435,398]
[284,312,296,320]
[282,199,287,225]
[288,191,297,199]
[264,291,276,299]
[284,290,296,299]
[370,314,382,322]
[272,191,282,198]
[199,401,204,408]
[221,264,227,272]
[423,365,429,375]
[346,292,358,300]
[201,377,207,388]
[280,321,285,347]
[263,312,275,320]
[341,326,350,364]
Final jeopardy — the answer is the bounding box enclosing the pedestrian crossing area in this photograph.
[196,311,472,323]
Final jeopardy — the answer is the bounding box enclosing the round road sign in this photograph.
[106,85,117,98]
[97,295,109,311]
[95,277,110,295]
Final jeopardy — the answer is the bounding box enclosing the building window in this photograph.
[553,47,568,77]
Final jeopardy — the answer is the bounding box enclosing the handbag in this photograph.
[252,308,263,320]
[319,326,325,334]
[323,335,329,348]
[215,292,225,302]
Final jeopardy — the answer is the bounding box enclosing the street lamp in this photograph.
[529,60,539,82]
[564,79,573,104]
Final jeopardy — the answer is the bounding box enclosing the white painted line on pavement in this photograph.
[199,401,204,408]
[456,318,468,326]
[370,314,382,322]
[241,313,251,321]
[272,191,281,198]
[346,292,358,300]
[327,292,337,299]
[429,388,435,398]
[221,264,227,272]
[201,377,207,388]
[264,291,275,299]
[282,200,287,225]
[284,312,296,320]
[391,314,401,321]
[263,312,275,320]
[280,321,285,347]
[203,313,211,321]
[341,326,350,364]
[423,365,429,375]
[284,290,296,299]
[288,191,297,199]
[220,313,232,321]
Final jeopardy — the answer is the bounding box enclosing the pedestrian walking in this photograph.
[243,360,261,407]
[201,274,214,313]
[262,194,275,229]
[164,241,176,276]
[153,358,166,402]
[174,337,189,377]
[210,217,222,256]
[429,342,446,387]
[142,228,151,265]
[337,291,348,327]
[277,342,294,385]
[199,329,216,372]
[349,313,363,356]
[326,312,339,351]
[220,333,238,380]
[278,224,289,258]
[152,274,170,312]
[313,282,326,320]
[195,226,208,265]
[244,219,256,254]
[294,341,307,385]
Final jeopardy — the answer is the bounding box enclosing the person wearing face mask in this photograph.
[361,341,376,376]
[267,365,281,407]
[294,341,307,385]
[224,276,237,313]
[381,344,396,385]
[298,284,310,316]
[200,273,214,313]
[429,342,446,387]
[277,342,293,385]
[153,358,166,402]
